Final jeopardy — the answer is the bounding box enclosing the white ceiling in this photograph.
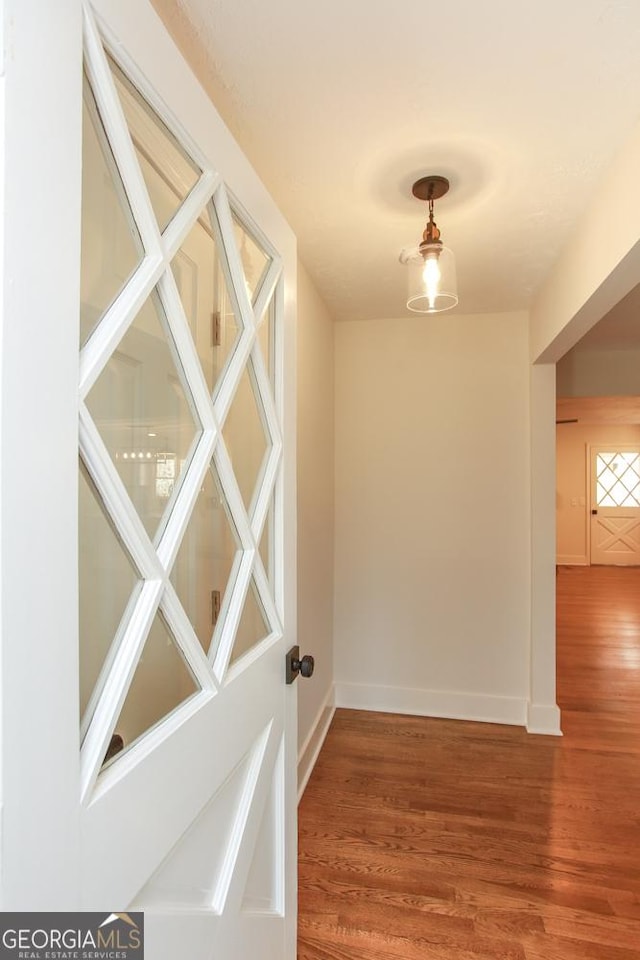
[164,0,640,324]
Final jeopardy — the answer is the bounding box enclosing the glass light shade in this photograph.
[402,243,458,314]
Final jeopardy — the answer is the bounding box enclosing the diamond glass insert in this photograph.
[109,57,201,232]
[230,579,270,665]
[170,463,242,657]
[171,206,242,395]
[80,73,142,347]
[79,461,140,724]
[257,297,274,384]
[258,494,275,589]
[233,215,271,303]
[86,290,201,540]
[104,610,199,767]
[596,452,640,507]
[223,363,271,514]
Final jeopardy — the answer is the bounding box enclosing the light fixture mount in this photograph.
[411,175,450,202]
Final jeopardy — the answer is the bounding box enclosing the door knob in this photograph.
[296,655,315,678]
[592,508,598,515]
[285,645,315,684]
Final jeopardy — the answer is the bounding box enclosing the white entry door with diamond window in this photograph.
[0,2,297,959]
[590,447,640,565]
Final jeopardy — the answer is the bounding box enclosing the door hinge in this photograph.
[211,589,221,625]
[212,312,221,346]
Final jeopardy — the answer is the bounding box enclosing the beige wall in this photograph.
[556,422,640,563]
[557,347,640,397]
[334,311,531,724]
[296,263,335,763]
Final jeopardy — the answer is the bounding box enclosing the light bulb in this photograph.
[422,255,441,311]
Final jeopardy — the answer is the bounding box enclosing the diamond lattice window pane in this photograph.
[223,363,271,514]
[86,290,201,540]
[258,495,275,589]
[79,462,140,724]
[611,482,626,503]
[599,470,616,490]
[104,611,200,768]
[596,452,640,507]
[80,73,143,347]
[233,215,271,304]
[171,207,242,395]
[230,580,270,665]
[109,57,201,232]
[170,464,242,657]
[257,298,274,384]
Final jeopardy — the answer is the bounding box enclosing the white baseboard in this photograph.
[334,681,527,727]
[556,555,588,565]
[297,685,335,803]
[526,701,562,736]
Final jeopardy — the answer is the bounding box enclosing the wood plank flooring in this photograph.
[298,565,640,958]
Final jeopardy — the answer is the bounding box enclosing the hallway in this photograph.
[297,566,640,958]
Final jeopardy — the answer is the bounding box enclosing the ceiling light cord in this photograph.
[423,195,441,247]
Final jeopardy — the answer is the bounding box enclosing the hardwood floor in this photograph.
[298,565,640,959]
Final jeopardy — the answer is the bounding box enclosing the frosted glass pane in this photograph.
[109,57,200,232]
[257,298,274,384]
[86,291,201,539]
[223,364,270,513]
[230,581,270,665]
[171,207,241,395]
[171,465,241,656]
[258,495,275,590]
[105,612,199,766]
[233,215,270,303]
[80,74,142,346]
[79,463,139,724]
[596,451,640,507]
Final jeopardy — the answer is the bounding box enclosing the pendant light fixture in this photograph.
[399,175,458,313]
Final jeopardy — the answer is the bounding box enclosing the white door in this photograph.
[590,446,640,565]
[0,2,298,959]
